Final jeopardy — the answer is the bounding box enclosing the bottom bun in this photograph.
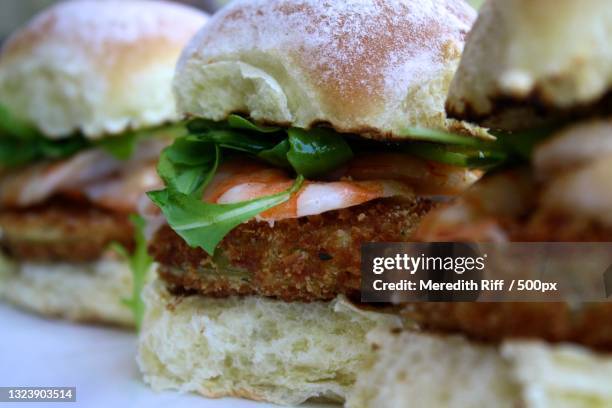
[347,329,612,408]
[0,253,134,326]
[137,278,401,406]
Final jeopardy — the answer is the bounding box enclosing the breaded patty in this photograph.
[0,198,133,262]
[404,303,612,351]
[520,210,612,242]
[413,209,612,351]
[152,198,434,302]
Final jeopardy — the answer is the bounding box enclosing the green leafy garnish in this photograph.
[188,114,281,134]
[492,127,556,160]
[258,139,292,168]
[401,125,563,167]
[97,133,139,160]
[111,215,153,330]
[0,102,186,167]
[227,114,280,133]
[286,128,353,177]
[149,176,304,255]
[0,104,90,167]
[0,105,39,139]
[400,127,495,149]
[97,124,188,160]
[157,138,219,195]
[182,116,355,176]
[150,115,537,254]
[0,134,90,168]
[149,115,358,254]
[201,129,278,153]
[404,144,508,168]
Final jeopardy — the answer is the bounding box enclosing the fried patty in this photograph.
[404,302,612,351]
[0,198,133,262]
[152,197,434,302]
[409,213,612,351]
[519,210,612,242]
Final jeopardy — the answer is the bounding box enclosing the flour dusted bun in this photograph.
[447,0,612,130]
[174,0,479,140]
[347,329,612,408]
[0,254,135,327]
[0,0,208,139]
[137,278,401,405]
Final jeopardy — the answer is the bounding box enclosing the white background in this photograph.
[0,304,279,408]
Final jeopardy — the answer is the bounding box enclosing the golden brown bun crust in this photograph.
[0,0,208,138]
[175,0,482,140]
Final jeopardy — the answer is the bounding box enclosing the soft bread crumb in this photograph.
[346,330,519,408]
[347,329,612,408]
[504,342,612,407]
[0,253,134,326]
[137,278,401,405]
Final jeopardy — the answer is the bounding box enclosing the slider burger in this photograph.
[0,0,207,326]
[349,1,612,406]
[138,0,490,404]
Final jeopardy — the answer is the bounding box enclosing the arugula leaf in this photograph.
[405,144,474,167]
[0,134,91,168]
[164,135,214,166]
[202,129,278,153]
[151,115,523,254]
[287,128,354,178]
[38,136,90,159]
[0,104,92,166]
[97,133,138,160]
[111,215,153,330]
[148,176,304,255]
[0,121,185,167]
[177,118,356,177]
[0,138,40,167]
[258,139,291,168]
[97,124,188,161]
[158,139,219,195]
[404,144,508,168]
[227,114,281,133]
[0,104,39,139]
[400,126,497,149]
[186,114,281,134]
[401,126,561,166]
[492,128,555,160]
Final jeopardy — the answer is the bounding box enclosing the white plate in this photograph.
[0,304,280,408]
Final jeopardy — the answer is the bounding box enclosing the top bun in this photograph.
[447,0,612,130]
[174,0,478,140]
[0,0,208,139]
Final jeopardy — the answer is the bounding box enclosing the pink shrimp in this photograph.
[203,158,415,221]
[340,153,481,196]
[0,138,166,213]
[414,168,535,242]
